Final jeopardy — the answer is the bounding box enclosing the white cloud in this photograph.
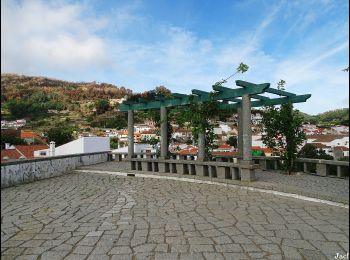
[1,0,109,74]
[1,0,348,115]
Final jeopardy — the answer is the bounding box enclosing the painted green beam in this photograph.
[218,94,311,109]
[251,94,270,101]
[236,80,270,89]
[192,89,210,97]
[120,84,268,111]
[265,88,296,97]
[172,93,188,98]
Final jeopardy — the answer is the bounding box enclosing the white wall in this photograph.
[35,137,110,157]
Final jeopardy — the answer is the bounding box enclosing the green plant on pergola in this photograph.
[119,81,311,114]
[119,74,311,162]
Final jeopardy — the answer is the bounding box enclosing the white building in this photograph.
[34,137,110,157]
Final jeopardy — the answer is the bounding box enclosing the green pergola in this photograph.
[119,80,311,181]
[119,80,311,111]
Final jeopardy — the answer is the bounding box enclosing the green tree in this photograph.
[1,136,27,149]
[227,136,237,148]
[110,137,119,149]
[95,99,110,114]
[46,126,74,146]
[298,143,334,160]
[261,102,306,174]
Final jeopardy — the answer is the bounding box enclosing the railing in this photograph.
[110,152,349,178]
[1,152,109,188]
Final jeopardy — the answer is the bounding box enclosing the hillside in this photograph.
[300,108,349,126]
[1,74,348,135]
[1,73,133,133]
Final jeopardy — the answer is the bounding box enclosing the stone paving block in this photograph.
[275,230,301,239]
[154,252,178,260]
[87,254,110,260]
[323,232,349,242]
[179,253,205,260]
[281,246,302,259]
[40,250,69,260]
[298,249,328,260]
[203,252,224,260]
[109,246,132,255]
[190,245,215,253]
[222,253,248,260]
[154,244,168,252]
[1,170,349,260]
[64,254,89,260]
[110,254,132,260]
[215,244,243,253]
[72,245,94,254]
[14,255,39,260]
[188,237,213,245]
[133,243,157,253]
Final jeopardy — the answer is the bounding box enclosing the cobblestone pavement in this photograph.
[1,171,349,260]
[80,162,349,204]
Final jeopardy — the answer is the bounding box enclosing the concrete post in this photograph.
[237,107,243,158]
[242,95,252,162]
[240,94,255,182]
[197,131,206,161]
[160,106,168,159]
[316,163,328,176]
[128,110,134,159]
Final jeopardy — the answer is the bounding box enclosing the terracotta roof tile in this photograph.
[15,145,49,159]
[1,149,21,161]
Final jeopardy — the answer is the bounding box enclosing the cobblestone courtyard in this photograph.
[1,170,349,260]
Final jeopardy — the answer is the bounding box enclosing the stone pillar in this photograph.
[237,107,243,158]
[128,110,134,159]
[197,131,206,161]
[160,106,168,159]
[242,95,252,162]
[316,162,328,176]
[240,94,255,182]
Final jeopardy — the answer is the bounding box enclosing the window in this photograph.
[40,152,46,156]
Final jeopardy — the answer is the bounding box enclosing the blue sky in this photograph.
[1,0,349,115]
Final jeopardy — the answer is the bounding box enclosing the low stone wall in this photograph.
[1,152,109,188]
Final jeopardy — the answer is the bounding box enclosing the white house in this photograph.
[34,137,110,157]
[111,143,156,153]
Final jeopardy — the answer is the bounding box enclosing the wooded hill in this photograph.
[1,73,348,134]
[1,73,133,132]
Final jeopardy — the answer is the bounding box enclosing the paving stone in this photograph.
[1,169,349,260]
[179,253,205,260]
[154,252,178,260]
[190,245,215,253]
[109,246,132,255]
[282,239,316,250]
[72,245,94,254]
[188,237,213,245]
[323,232,349,242]
[14,255,39,260]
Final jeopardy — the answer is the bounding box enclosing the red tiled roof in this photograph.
[306,134,347,143]
[20,130,47,143]
[14,145,49,159]
[334,146,349,151]
[212,151,239,156]
[1,149,22,162]
[218,144,232,149]
[179,148,198,155]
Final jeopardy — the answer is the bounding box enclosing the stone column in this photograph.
[160,106,168,159]
[242,95,252,162]
[197,131,206,161]
[237,107,243,158]
[240,94,255,182]
[127,110,134,159]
